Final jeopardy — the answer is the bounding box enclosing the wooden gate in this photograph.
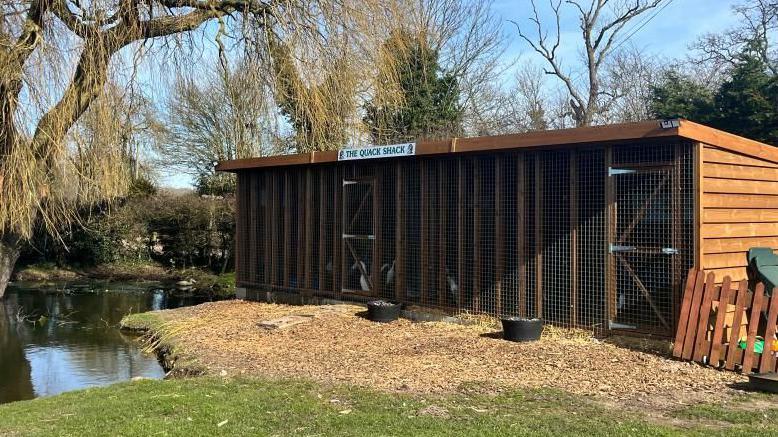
[608,162,679,334]
[341,177,377,295]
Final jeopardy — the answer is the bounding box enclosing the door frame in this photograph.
[341,175,378,296]
[606,146,680,334]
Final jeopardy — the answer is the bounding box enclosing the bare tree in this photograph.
[0,0,408,298]
[601,46,662,122]
[394,0,509,136]
[690,0,778,76]
[513,0,663,126]
[162,60,276,181]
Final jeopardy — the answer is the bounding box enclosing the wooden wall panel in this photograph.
[701,145,778,278]
[703,146,778,168]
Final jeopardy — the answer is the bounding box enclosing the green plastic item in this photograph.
[739,337,764,354]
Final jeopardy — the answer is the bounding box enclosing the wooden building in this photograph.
[217,119,778,336]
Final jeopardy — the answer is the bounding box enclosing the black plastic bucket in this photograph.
[367,300,402,322]
[501,317,543,342]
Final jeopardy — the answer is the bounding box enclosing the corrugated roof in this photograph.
[216,119,778,171]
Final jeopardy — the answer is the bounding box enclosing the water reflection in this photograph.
[0,282,212,404]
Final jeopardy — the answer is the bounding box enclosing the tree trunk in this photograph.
[0,233,20,299]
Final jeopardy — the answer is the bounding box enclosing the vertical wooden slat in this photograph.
[534,154,543,318]
[681,270,708,360]
[395,162,405,301]
[283,171,291,287]
[457,158,464,310]
[421,161,429,305]
[708,276,732,366]
[759,288,778,373]
[246,174,255,285]
[517,153,526,317]
[264,172,272,285]
[570,150,578,326]
[235,174,243,284]
[334,166,342,295]
[605,146,615,330]
[692,272,717,362]
[438,161,447,307]
[725,281,750,370]
[694,143,703,270]
[673,269,700,358]
[473,158,481,313]
[672,142,683,332]
[270,171,279,286]
[297,171,306,290]
[304,169,313,290]
[494,156,503,316]
[318,170,326,291]
[742,284,765,372]
[372,171,381,297]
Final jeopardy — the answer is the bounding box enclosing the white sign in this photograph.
[337,143,416,161]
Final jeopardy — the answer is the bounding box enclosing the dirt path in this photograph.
[126,300,748,411]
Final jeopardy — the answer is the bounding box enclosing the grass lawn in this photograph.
[1,377,777,436]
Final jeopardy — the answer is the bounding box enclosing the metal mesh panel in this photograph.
[235,140,694,335]
[542,150,571,325]
[577,149,606,328]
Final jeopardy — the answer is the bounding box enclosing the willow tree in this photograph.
[0,0,404,298]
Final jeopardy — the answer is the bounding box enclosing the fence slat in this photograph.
[759,288,778,373]
[708,276,732,367]
[725,281,750,371]
[742,283,764,373]
[693,272,717,362]
[683,271,709,360]
[673,269,700,357]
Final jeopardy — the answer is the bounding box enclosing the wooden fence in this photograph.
[673,269,778,374]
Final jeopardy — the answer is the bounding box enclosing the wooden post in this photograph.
[605,146,616,331]
[457,158,464,311]
[395,162,405,301]
[297,171,306,290]
[672,142,684,332]
[318,170,326,291]
[372,171,381,297]
[421,161,429,305]
[471,159,481,312]
[534,154,543,318]
[283,171,291,287]
[264,172,272,285]
[270,171,279,286]
[495,156,503,316]
[570,150,578,326]
[517,153,526,317]
[304,169,313,290]
[334,166,342,295]
[438,161,447,307]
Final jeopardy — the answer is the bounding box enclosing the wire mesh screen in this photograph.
[234,141,694,334]
[610,142,694,334]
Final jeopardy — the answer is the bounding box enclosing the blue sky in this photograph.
[158,0,742,188]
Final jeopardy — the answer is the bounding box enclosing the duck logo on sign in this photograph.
[337,143,417,161]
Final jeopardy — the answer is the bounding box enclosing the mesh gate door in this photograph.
[609,162,677,334]
[342,178,377,295]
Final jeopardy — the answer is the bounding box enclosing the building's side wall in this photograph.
[234,140,694,334]
[701,144,778,281]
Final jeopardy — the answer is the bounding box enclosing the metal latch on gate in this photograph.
[608,167,637,176]
[609,244,636,253]
[661,247,679,255]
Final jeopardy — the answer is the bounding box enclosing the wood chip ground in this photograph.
[144,300,748,410]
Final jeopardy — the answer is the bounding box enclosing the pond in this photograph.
[0,281,212,405]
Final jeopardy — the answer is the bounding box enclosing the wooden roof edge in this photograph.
[216,119,777,171]
[677,119,778,164]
